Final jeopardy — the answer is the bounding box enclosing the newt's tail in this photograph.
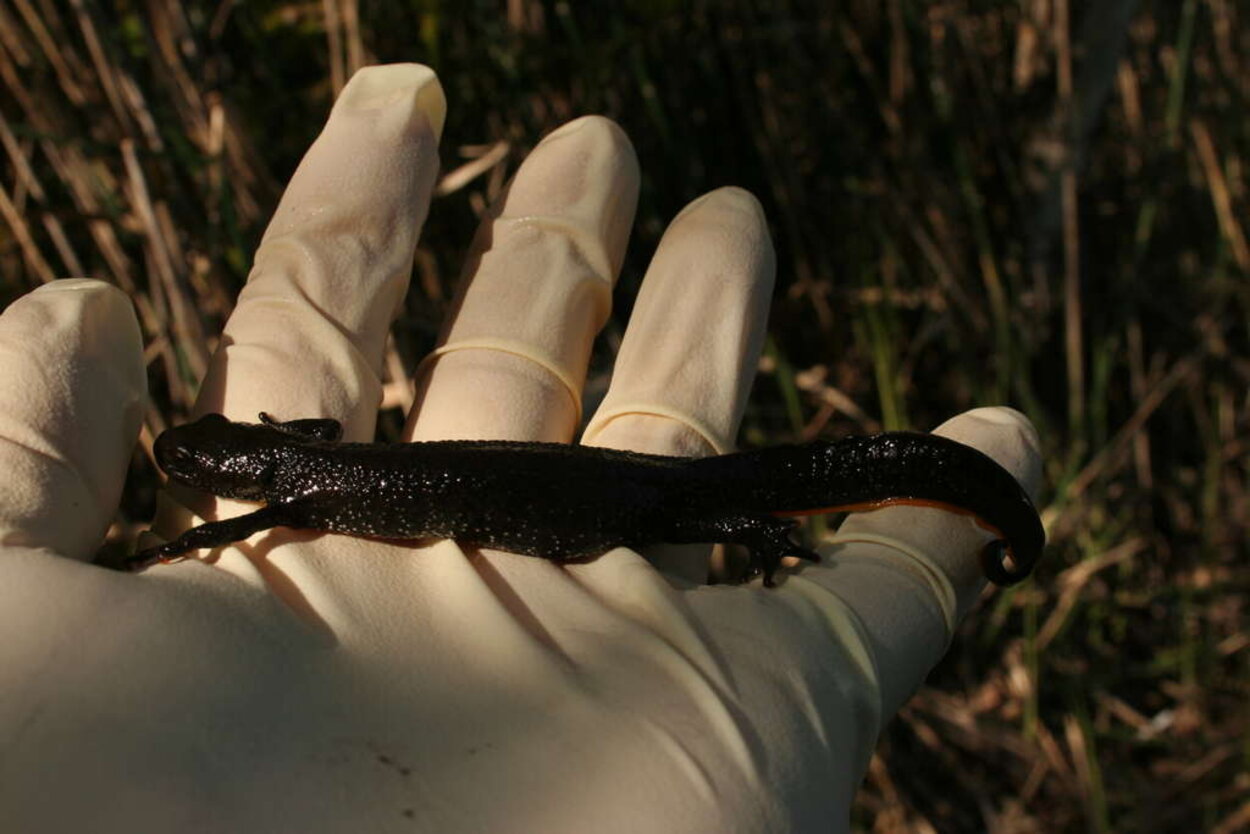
[683,433,1045,585]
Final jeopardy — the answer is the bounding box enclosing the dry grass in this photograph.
[1,1,1247,831]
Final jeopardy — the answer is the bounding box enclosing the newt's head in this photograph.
[154,413,285,500]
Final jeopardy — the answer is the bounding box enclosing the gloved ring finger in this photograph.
[580,187,775,583]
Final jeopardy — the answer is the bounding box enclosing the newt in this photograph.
[124,413,1045,586]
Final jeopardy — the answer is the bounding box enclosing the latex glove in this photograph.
[0,64,1042,833]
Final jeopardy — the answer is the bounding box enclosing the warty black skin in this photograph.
[124,413,1045,586]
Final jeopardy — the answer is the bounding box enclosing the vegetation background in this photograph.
[0,0,1246,830]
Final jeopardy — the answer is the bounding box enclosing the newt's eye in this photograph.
[163,447,195,470]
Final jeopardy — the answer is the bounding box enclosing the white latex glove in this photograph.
[0,64,1043,833]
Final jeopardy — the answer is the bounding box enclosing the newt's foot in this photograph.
[668,512,822,587]
[121,542,187,572]
[745,539,822,586]
[728,515,821,587]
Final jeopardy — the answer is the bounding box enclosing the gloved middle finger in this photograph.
[405,116,639,442]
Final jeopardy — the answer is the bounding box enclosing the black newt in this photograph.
[124,413,1045,586]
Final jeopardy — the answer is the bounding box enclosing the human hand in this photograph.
[0,64,1041,832]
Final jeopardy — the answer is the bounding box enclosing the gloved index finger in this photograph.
[195,64,446,442]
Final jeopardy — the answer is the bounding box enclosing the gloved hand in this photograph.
[0,64,1042,833]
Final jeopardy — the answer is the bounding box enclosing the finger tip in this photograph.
[667,187,775,280]
[934,406,1044,498]
[526,113,641,194]
[689,184,765,215]
[334,63,447,139]
[18,278,143,369]
[31,277,117,296]
[951,405,1042,454]
[539,115,636,159]
[672,186,767,231]
[31,277,130,317]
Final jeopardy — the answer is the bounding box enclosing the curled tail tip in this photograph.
[980,539,1041,586]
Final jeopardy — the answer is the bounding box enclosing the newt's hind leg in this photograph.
[670,513,820,587]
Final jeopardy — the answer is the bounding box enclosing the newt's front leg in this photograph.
[125,505,296,572]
